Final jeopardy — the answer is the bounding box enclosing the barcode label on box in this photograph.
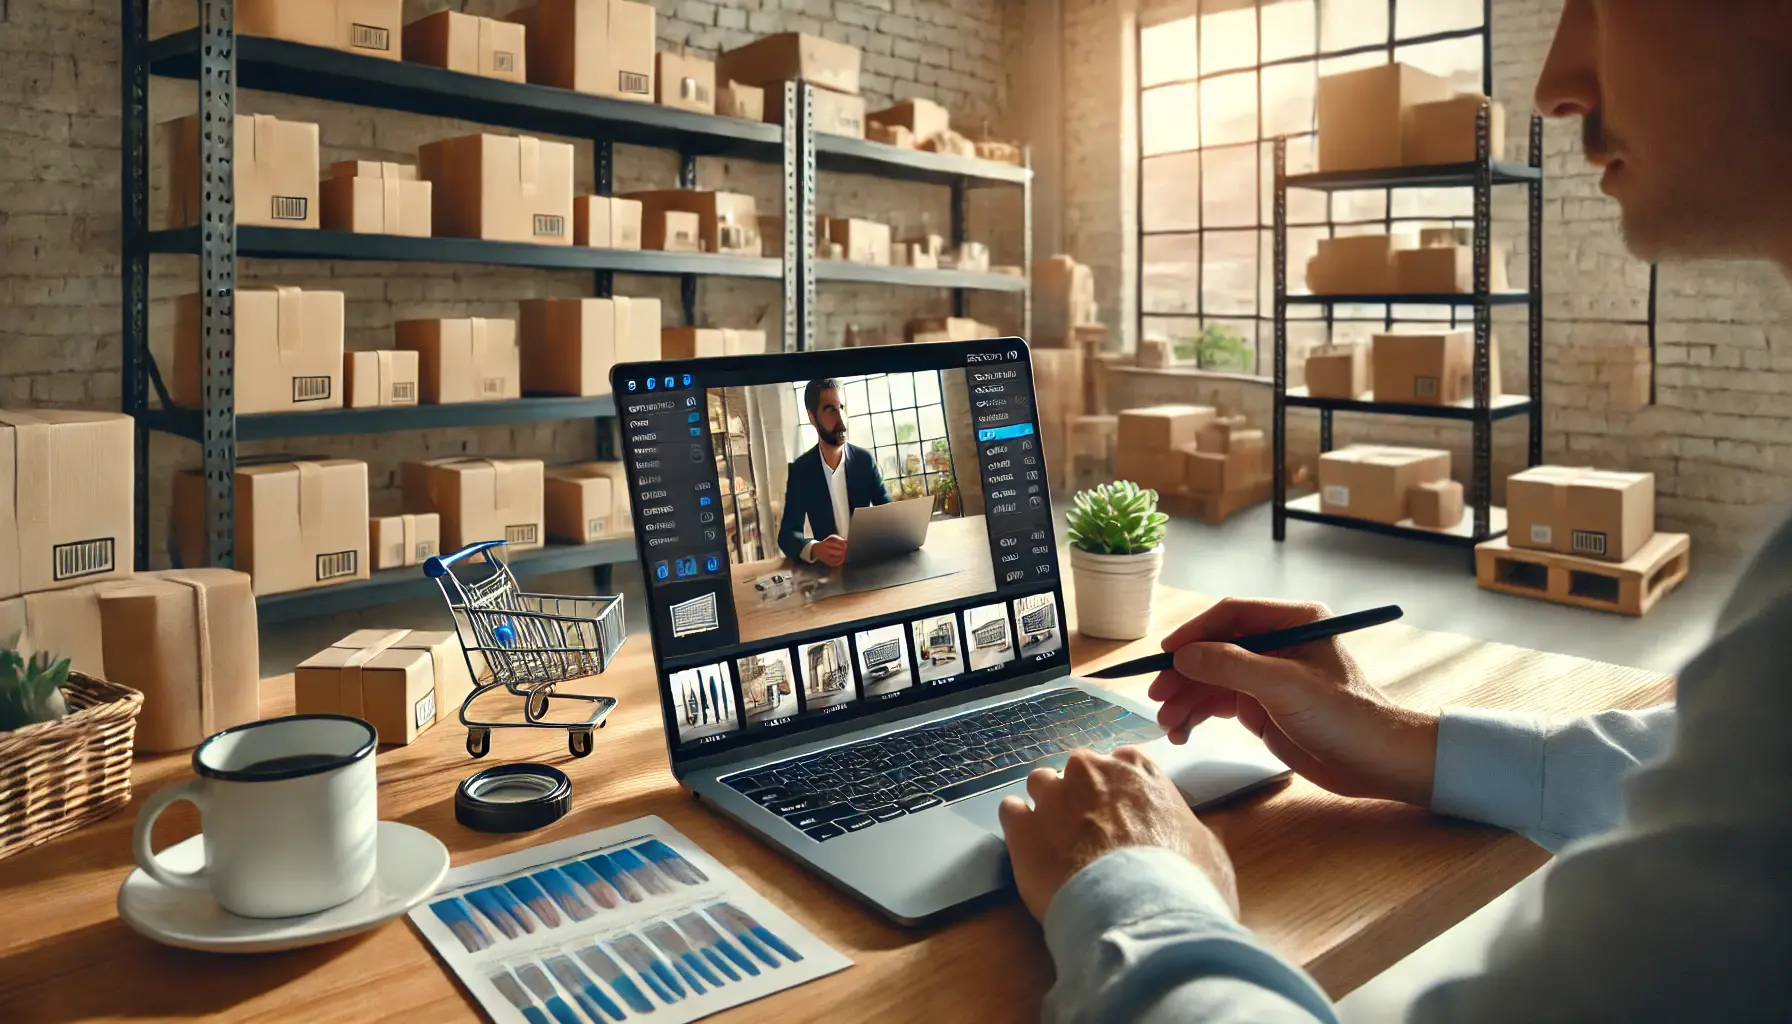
[505,524,539,546]
[1323,485,1350,507]
[480,377,506,396]
[351,24,391,51]
[391,381,416,403]
[618,71,650,95]
[416,541,437,560]
[413,690,437,731]
[1530,524,1553,544]
[293,375,332,402]
[317,549,359,581]
[493,51,516,73]
[53,538,116,581]
[271,195,309,221]
[1571,530,1608,557]
[1414,376,1440,399]
[588,517,608,540]
[533,214,566,238]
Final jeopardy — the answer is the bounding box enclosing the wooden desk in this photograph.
[730,514,996,644]
[0,583,1673,1022]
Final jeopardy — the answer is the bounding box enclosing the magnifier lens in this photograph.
[456,763,573,832]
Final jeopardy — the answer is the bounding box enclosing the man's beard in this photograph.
[818,422,847,446]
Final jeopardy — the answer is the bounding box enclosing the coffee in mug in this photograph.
[132,714,379,918]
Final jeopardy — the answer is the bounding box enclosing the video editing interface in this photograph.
[617,345,1068,759]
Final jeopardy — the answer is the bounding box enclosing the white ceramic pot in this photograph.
[1070,545,1165,641]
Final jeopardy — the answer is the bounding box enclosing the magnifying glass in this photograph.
[455,763,573,833]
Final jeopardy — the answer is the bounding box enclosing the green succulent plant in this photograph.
[0,636,71,733]
[1066,481,1169,555]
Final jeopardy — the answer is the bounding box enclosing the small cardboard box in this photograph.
[870,122,915,149]
[236,0,402,59]
[1305,343,1371,399]
[545,466,618,543]
[173,288,344,415]
[1318,446,1451,525]
[1118,405,1216,452]
[557,462,632,533]
[175,459,371,596]
[403,458,546,553]
[906,317,1002,343]
[403,10,526,81]
[718,32,861,95]
[1182,449,1228,494]
[868,98,949,146]
[167,113,319,229]
[574,195,644,249]
[370,513,441,569]
[1070,415,1118,461]
[717,80,765,121]
[320,160,433,236]
[660,328,768,359]
[766,86,866,138]
[344,350,421,408]
[1405,95,1507,167]
[1395,245,1511,294]
[829,218,892,264]
[418,133,575,245]
[1115,445,1184,495]
[512,0,655,101]
[0,584,110,677]
[1306,234,1402,294]
[1372,331,1471,405]
[296,629,475,746]
[1507,466,1655,562]
[643,209,702,252]
[1410,479,1464,530]
[624,190,759,256]
[1033,255,1098,347]
[1198,424,1263,457]
[657,51,716,114]
[1316,63,1453,173]
[0,410,134,601]
[394,317,522,404]
[519,296,662,397]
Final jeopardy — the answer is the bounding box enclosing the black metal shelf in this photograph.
[1286,160,1541,192]
[141,395,621,443]
[1288,291,1531,307]
[813,262,1029,292]
[256,538,638,624]
[1284,389,1532,422]
[815,135,1031,187]
[1282,495,1507,550]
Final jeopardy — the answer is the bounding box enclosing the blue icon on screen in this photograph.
[687,411,700,423]
[646,377,657,391]
[699,496,712,506]
[675,557,697,578]
[705,556,721,573]
[654,560,670,581]
[682,374,692,387]
[663,376,675,389]
[685,396,697,407]
[689,427,701,437]
[626,380,638,392]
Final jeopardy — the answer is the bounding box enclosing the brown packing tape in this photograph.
[296,461,325,544]
[471,317,490,373]
[6,414,49,573]
[478,14,494,71]
[251,113,277,165]
[383,178,401,233]
[489,459,525,513]
[377,350,395,402]
[334,628,411,721]
[402,513,417,566]
[519,136,540,197]
[275,286,302,358]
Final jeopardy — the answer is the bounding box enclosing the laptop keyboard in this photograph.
[722,688,1162,842]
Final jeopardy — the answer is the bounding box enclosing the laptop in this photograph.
[612,339,1289,926]
[845,496,933,565]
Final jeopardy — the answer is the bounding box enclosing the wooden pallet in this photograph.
[1475,532,1691,617]
[1160,478,1273,526]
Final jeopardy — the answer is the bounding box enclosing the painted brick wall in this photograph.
[0,0,1025,569]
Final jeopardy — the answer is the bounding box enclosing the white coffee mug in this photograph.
[132,714,380,919]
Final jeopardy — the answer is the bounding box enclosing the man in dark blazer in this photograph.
[778,377,890,567]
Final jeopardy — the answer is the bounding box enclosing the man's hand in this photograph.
[999,747,1237,923]
[813,535,847,568]
[1148,597,1439,807]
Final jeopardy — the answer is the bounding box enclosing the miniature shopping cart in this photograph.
[425,540,626,759]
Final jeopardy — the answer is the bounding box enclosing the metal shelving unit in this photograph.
[1271,107,1545,556]
[122,1,1033,617]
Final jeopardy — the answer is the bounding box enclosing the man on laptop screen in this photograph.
[778,377,890,568]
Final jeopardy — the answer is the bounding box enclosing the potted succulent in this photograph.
[1065,481,1169,640]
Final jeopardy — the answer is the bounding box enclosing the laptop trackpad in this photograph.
[949,781,1027,839]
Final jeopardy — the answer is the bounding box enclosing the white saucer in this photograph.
[117,820,450,954]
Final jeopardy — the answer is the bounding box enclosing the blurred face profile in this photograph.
[1535,0,1792,263]
[811,388,848,446]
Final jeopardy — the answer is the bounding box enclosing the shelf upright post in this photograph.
[782,82,816,352]
[1021,147,1034,341]
[949,178,969,319]
[594,140,614,300]
[1272,136,1289,543]
[198,0,239,569]
[1471,102,1494,543]
[122,0,151,571]
[1528,113,1545,467]
[679,151,699,326]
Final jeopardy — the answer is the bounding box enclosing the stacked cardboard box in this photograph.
[867,98,950,149]
[1304,343,1371,399]
[1371,330,1503,406]
[1033,255,1098,348]
[517,297,662,397]
[660,328,770,359]
[167,113,319,230]
[403,458,546,553]
[296,629,475,746]
[174,288,345,414]
[233,0,404,60]
[546,463,631,543]
[893,233,945,269]
[344,349,420,408]
[1180,420,1270,498]
[1317,446,1451,526]
[723,32,865,139]
[906,317,1003,343]
[624,191,760,256]
[320,160,431,236]
[1031,349,1084,497]
[395,317,522,403]
[657,50,716,114]
[174,458,371,596]
[404,10,526,81]
[0,410,135,603]
[574,195,643,249]
[511,0,655,102]
[817,216,891,265]
[1507,467,1655,562]
[1317,63,1507,173]
[369,513,441,570]
[717,81,765,121]
[1307,231,1509,296]
[1114,405,1214,495]
[419,133,575,245]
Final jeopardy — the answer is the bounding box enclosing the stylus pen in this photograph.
[1083,605,1405,680]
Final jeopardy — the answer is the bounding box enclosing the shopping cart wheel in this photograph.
[467,727,491,758]
[569,728,595,758]
[527,689,551,721]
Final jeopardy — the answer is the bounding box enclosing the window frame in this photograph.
[789,371,957,505]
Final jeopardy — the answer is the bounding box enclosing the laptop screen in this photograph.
[614,339,1069,763]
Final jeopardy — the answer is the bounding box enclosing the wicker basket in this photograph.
[0,672,143,862]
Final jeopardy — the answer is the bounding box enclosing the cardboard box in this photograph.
[403,10,526,81]
[418,133,575,245]
[1033,255,1098,347]
[718,80,765,121]
[320,161,433,236]
[1118,405,1216,452]
[370,513,441,570]
[905,317,1002,343]
[657,51,716,114]
[643,209,702,252]
[545,466,618,543]
[1115,445,1184,495]
[296,629,475,746]
[1406,95,1507,166]
[0,411,134,601]
[174,288,344,415]
[947,241,989,272]
[1507,466,1655,562]
[829,218,891,264]
[763,85,865,138]
[1306,234,1402,294]
[1198,424,1262,456]
[1317,446,1450,525]
[554,462,632,533]
[1372,331,1471,405]
[1182,432,1267,495]
[1182,449,1229,494]
[403,458,546,553]
[1305,343,1371,399]
[1395,245,1511,294]
[1316,63,1453,173]
[1411,479,1464,530]
[237,0,403,60]
[394,317,522,404]
[574,195,643,249]
[660,328,768,359]
[518,296,662,397]
[868,98,949,146]
[512,0,655,101]
[624,191,759,256]
[175,459,371,596]
[1070,415,1118,461]
[167,113,319,229]
[923,129,976,157]
[1136,338,1174,369]
[96,569,259,753]
[717,32,860,95]
[869,122,915,149]
[345,350,420,408]
[1422,226,1471,248]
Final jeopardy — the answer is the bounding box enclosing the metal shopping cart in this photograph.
[425,540,626,759]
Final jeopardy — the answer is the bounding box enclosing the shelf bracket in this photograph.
[950,178,969,319]
[199,0,238,570]
[122,0,151,571]
[594,139,613,298]
[782,81,816,351]
[1471,102,1495,543]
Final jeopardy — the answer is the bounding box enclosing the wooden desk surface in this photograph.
[730,514,996,644]
[0,583,1674,1023]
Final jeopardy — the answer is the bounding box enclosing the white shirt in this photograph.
[800,446,853,562]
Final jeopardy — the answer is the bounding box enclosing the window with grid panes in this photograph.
[789,371,955,507]
[1139,0,1490,376]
